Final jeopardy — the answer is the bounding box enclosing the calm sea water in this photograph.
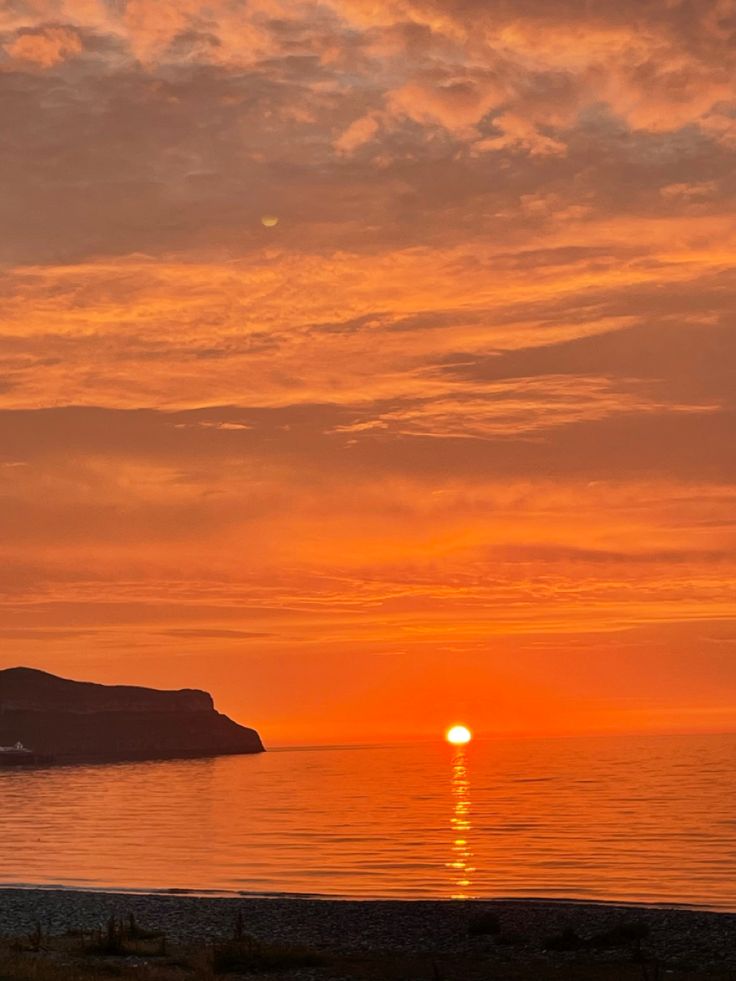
[1,733,736,908]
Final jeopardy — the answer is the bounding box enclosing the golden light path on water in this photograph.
[448,746,475,899]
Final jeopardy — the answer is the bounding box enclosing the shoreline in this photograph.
[2,887,736,976]
[0,882,732,912]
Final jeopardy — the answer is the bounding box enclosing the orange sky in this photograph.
[1,0,735,743]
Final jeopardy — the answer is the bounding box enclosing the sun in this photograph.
[446,725,472,745]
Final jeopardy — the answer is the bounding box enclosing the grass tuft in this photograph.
[589,921,650,949]
[211,936,324,974]
[80,914,168,958]
[543,926,584,951]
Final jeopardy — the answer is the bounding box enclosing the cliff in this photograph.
[0,667,264,763]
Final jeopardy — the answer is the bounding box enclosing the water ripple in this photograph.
[1,733,736,906]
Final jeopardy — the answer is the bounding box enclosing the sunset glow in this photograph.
[0,0,735,745]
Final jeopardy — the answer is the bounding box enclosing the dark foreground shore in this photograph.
[2,888,736,980]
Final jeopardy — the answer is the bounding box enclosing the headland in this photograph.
[0,667,264,764]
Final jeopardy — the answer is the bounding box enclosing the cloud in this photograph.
[334,113,381,154]
[3,25,83,66]
[386,72,505,134]
[158,629,273,639]
[660,180,719,203]
[0,628,99,639]
[441,318,736,409]
[474,114,568,157]
[331,374,716,440]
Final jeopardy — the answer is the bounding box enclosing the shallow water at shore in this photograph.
[1,733,736,907]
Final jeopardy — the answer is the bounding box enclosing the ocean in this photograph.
[1,732,735,907]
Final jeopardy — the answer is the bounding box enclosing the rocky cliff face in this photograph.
[0,667,264,763]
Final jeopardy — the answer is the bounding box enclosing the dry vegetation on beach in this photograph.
[2,943,736,981]
[2,905,736,981]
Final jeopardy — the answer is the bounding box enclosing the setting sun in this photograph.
[446,725,472,745]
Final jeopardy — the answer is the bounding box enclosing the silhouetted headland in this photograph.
[0,667,264,764]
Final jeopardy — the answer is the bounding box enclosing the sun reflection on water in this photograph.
[447,746,475,899]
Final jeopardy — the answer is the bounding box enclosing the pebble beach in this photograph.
[2,888,736,976]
